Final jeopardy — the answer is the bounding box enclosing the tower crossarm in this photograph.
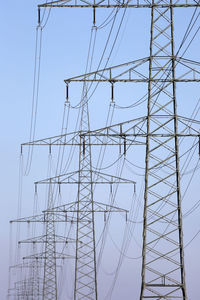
[21,131,80,148]
[34,169,136,186]
[18,235,76,245]
[83,115,200,138]
[65,57,149,83]
[9,262,63,270]
[10,212,84,224]
[24,115,200,152]
[22,252,74,260]
[45,200,128,213]
[21,128,144,150]
[38,0,200,8]
[64,56,200,83]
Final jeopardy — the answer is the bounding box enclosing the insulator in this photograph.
[124,137,126,156]
[104,212,106,222]
[110,183,112,194]
[93,7,96,26]
[126,212,128,222]
[38,8,41,25]
[58,183,61,194]
[134,183,136,193]
[120,124,122,136]
[49,145,52,154]
[66,84,69,103]
[34,185,37,195]
[199,136,200,158]
[111,83,114,102]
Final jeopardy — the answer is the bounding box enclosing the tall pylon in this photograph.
[74,91,98,298]
[140,2,187,299]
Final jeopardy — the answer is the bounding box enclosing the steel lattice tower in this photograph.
[140,2,187,298]
[43,185,57,300]
[74,93,98,298]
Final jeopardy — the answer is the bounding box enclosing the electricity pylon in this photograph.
[140,2,187,298]
[8,262,44,299]
[10,0,200,299]
[73,91,98,299]
[10,208,77,300]
[8,263,43,299]
[21,135,135,299]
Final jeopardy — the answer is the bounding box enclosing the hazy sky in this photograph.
[1,1,200,299]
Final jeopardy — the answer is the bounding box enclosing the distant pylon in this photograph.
[74,92,98,298]
[42,184,57,300]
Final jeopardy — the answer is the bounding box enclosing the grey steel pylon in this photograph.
[140,1,187,299]
[42,184,57,300]
[9,207,77,300]
[20,92,99,299]
[74,91,98,299]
